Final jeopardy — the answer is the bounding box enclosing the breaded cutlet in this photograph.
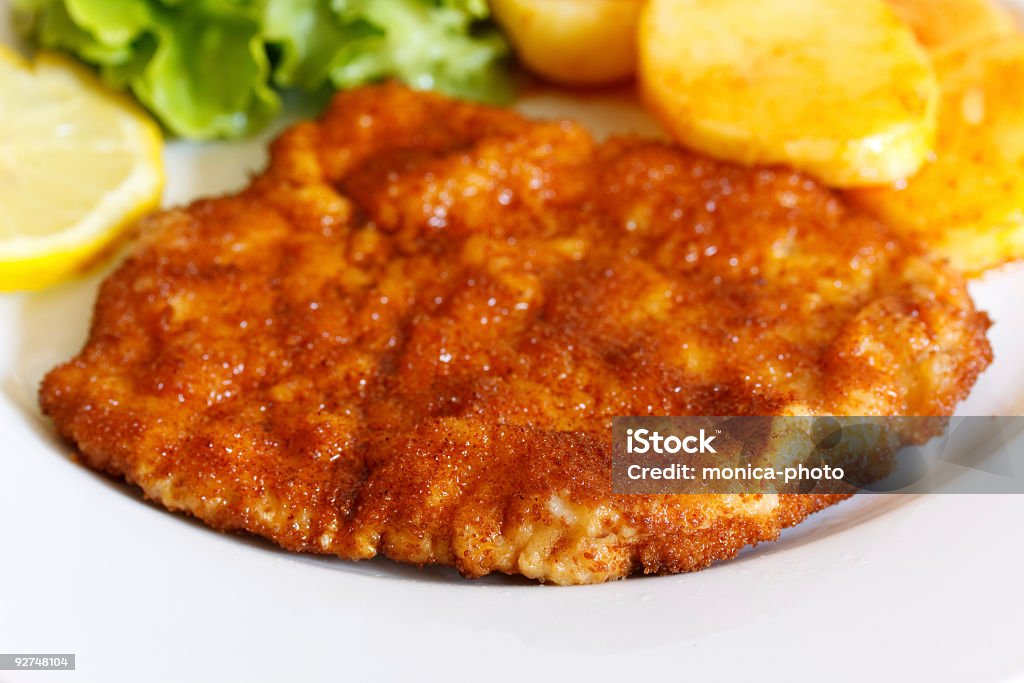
[41,84,991,584]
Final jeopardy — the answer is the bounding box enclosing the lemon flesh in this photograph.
[0,48,164,291]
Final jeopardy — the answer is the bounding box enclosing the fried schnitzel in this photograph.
[40,84,992,584]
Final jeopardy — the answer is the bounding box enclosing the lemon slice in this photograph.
[0,46,164,291]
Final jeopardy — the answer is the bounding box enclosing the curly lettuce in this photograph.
[13,0,513,139]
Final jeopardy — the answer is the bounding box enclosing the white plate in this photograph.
[2,4,1023,682]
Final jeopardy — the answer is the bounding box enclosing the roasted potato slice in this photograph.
[490,0,643,86]
[848,37,1024,276]
[886,0,1017,51]
[639,0,939,187]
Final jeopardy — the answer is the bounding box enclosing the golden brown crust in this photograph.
[40,84,991,584]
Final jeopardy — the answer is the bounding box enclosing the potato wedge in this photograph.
[848,38,1024,276]
[639,0,939,187]
[490,0,643,85]
[886,0,1017,51]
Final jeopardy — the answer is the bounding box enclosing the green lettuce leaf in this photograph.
[133,0,279,138]
[263,0,357,91]
[13,0,513,140]
[65,0,151,48]
[328,0,513,103]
